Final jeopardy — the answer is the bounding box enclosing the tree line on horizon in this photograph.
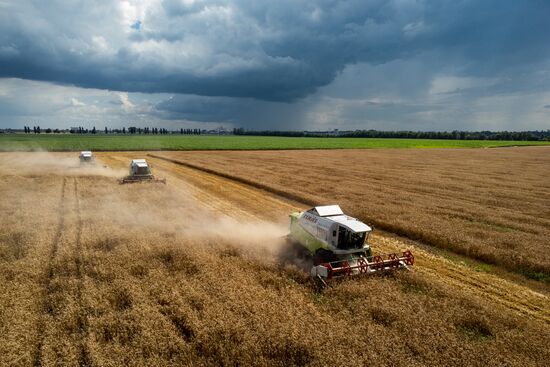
[15,126,550,141]
[232,128,550,141]
[20,126,202,135]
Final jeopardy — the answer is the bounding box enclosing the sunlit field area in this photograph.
[154,147,550,281]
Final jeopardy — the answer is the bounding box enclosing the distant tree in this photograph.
[122,127,126,134]
[45,128,52,133]
[36,126,41,134]
[104,126,107,134]
[92,126,97,134]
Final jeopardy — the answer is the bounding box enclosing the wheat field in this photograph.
[0,151,548,366]
[155,147,550,279]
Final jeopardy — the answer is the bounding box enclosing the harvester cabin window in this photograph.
[337,226,366,250]
[136,166,151,175]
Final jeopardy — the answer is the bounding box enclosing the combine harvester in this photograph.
[289,205,413,283]
[119,159,166,184]
[79,151,95,165]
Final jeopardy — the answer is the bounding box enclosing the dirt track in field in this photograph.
[98,152,549,324]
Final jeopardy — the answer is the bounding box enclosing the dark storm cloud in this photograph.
[1,0,549,102]
[153,94,310,130]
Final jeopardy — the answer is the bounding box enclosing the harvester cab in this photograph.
[79,151,95,165]
[119,159,166,184]
[289,205,413,281]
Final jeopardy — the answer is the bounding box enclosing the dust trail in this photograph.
[84,176,290,260]
[0,152,125,178]
[1,151,293,262]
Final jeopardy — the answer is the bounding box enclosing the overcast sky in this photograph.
[1,0,549,131]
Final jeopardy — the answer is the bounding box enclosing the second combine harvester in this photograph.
[289,205,414,281]
[120,159,166,184]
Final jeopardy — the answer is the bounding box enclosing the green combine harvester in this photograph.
[289,205,414,281]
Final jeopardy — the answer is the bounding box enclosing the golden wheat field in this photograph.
[154,147,550,279]
[0,150,549,367]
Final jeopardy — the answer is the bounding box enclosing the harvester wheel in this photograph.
[357,258,368,273]
[340,260,352,276]
[388,253,399,268]
[313,249,336,266]
[403,250,414,266]
[373,255,383,271]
